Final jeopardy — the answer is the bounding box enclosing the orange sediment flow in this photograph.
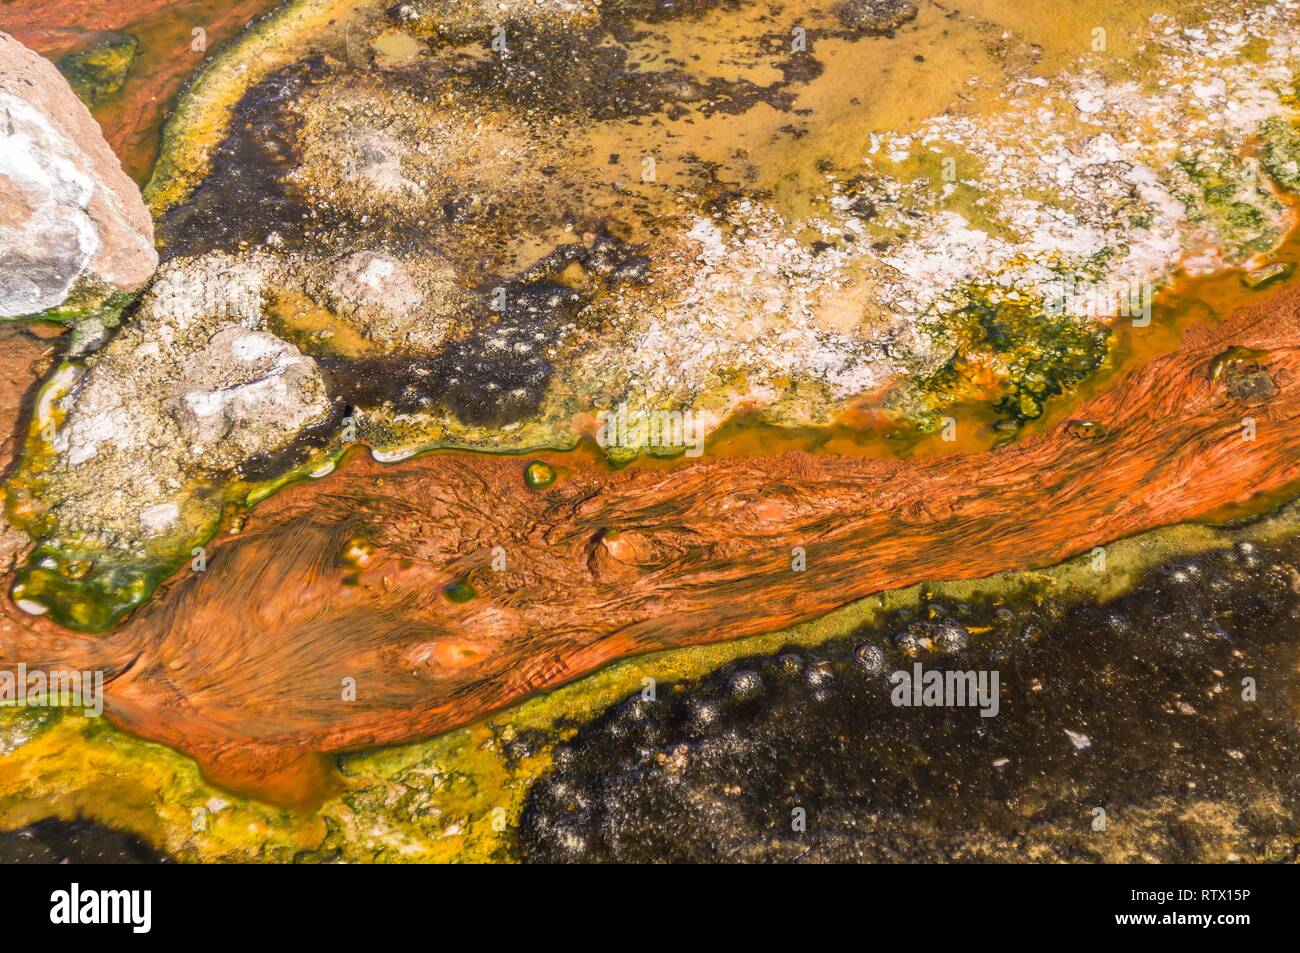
[4,279,1300,809]
[2,0,1299,810]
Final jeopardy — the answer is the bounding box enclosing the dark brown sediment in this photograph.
[519,531,1300,863]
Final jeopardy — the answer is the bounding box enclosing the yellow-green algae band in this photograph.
[142,0,364,218]
[2,499,1298,862]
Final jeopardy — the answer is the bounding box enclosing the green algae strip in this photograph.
[2,496,1297,863]
[57,33,139,109]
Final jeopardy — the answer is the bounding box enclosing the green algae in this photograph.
[442,579,477,603]
[5,0,1300,864]
[1175,150,1285,258]
[1,286,136,331]
[523,460,557,489]
[0,708,60,758]
[899,284,1109,432]
[4,388,347,631]
[4,365,227,631]
[10,545,171,631]
[57,33,139,108]
[885,148,1019,243]
[3,407,580,633]
[1260,115,1300,193]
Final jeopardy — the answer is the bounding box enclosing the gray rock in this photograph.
[165,325,327,463]
[46,253,330,545]
[0,32,156,318]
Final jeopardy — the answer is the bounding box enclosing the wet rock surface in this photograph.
[519,537,1300,862]
[0,31,156,318]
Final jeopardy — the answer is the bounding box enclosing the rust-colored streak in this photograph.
[4,289,1300,808]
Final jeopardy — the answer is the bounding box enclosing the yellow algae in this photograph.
[265,288,378,360]
[144,0,361,217]
[371,29,424,67]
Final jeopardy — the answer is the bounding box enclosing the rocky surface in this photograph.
[0,31,156,318]
[520,535,1300,863]
[10,0,1300,617]
[300,249,466,354]
[0,0,1298,866]
[139,0,1300,444]
[33,252,330,549]
[837,0,918,36]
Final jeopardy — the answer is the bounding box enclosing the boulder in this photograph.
[44,252,332,546]
[0,31,157,319]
